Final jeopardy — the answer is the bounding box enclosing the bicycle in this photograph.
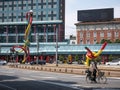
[85,69,107,84]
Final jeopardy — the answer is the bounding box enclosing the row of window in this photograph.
[77,24,120,30]
[0,0,58,10]
[0,11,57,17]
[0,11,58,22]
[0,4,57,11]
[0,16,57,22]
[0,35,56,43]
[0,0,57,6]
[79,31,119,38]
[80,39,97,44]
[0,26,57,34]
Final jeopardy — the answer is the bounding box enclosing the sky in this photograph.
[65,0,120,39]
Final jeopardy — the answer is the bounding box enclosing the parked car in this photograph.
[106,59,120,65]
[30,60,46,65]
[0,60,7,65]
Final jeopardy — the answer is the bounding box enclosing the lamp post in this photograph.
[36,33,39,64]
[55,25,58,67]
[0,45,1,53]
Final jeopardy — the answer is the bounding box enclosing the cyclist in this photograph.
[89,61,98,83]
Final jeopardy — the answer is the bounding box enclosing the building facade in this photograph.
[75,18,120,44]
[0,0,65,43]
[69,35,77,45]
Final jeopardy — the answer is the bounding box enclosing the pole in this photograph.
[36,33,39,64]
[56,26,58,67]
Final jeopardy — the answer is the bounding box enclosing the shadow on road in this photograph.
[0,75,78,90]
[0,75,18,81]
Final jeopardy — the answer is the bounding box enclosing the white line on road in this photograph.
[20,77,80,90]
[108,77,120,80]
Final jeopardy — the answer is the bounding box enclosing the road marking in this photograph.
[71,75,85,78]
[29,75,57,79]
[0,83,16,90]
[21,77,80,90]
[108,77,120,80]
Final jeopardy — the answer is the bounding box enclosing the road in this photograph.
[0,66,120,90]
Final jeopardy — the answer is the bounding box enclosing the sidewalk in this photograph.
[8,63,120,77]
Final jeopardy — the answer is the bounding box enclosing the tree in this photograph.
[100,39,112,44]
[114,39,120,43]
[59,55,64,61]
[108,55,113,62]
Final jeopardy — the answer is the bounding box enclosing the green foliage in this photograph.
[100,39,112,44]
[108,55,114,61]
[100,39,120,44]
[94,56,102,62]
[75,54,79,61]
[59,55,64,61]
[115,39,120,43]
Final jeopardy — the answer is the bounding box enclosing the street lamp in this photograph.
[55,25,58,67]
[36,33,39,64]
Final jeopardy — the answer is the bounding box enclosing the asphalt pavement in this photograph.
[0,66,120,90]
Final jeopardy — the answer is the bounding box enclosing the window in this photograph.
[43,11,46,15]
[48,0,52,2]
[80,39,83,44]
[33,5,36,9]
[103,25,108,30]
[48,11,52,14]
[43,17,46,20]
[87,40,90,44]
[33,0,36,4]
[28,0,31,4]
[0,2,2,5]
[4,7,7,11]
[80,32,83,38]
[38,0,41,3]
[18,1,21,5]
[48,17,51,20]
[89,25,95,30]
[53,0,57,2]
[0,7,2,11]
[100,32,104,37]
[43,5,46,9]
[0,13,2,17]
[48,5,52,8]
[53,4,57,8]
[107,32,111,37]
[94,39,97,44]
[14,1,17,5]
[86,32,90,38]
[53,16,56,20]
[13,18,16,22]
[116,24,120,29]
[53,11,56,14]
[23,0,27,4]
[43,0,46,3]
[94,32,97,37]
[115,32,119,38]
[28,6,31,10]
[72,41,75,44]
[23,6,26,10]
[4,19,7,22]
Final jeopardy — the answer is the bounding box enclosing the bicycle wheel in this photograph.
[86,76,92,83]
[98,76,107,84]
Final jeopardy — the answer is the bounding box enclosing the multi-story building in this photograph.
[69,35,77,45]
[0,0,65,43]
[75,18,120,44]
